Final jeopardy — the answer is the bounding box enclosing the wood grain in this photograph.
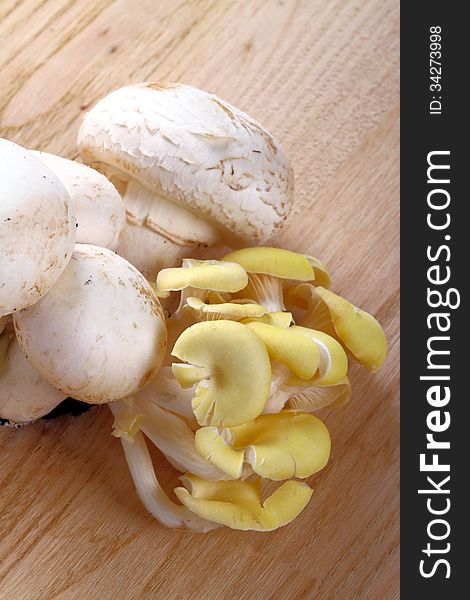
[0,1,400,598]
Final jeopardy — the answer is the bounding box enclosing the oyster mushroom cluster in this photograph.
[1,82,386,533]
[110,247,386,532]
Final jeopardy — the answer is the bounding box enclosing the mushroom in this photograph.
[287,285,388,371]
[32,151,125,250]
[0,138,76,317]
[156,259,248,298]
[13,244,167,403]
[171,320,272,427]
[0,331,64,426]
[103,245,376,532]
[195,411,331,481]
[223,247,328,312]
[174,475,313,532]
[77,83,294,278]
[242,311,294,328]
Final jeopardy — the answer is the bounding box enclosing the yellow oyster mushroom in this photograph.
[156,259,248,295]
[224,247,315,280]
[172,320,271,427]
[287,285,387,371]
[174,474,313,531]
[196,411,331,481]
[230,411,330,480]
[291,326,348,385]
[185,296,267,321]
[223,247,316,312]
[246,322,320,380]
[315,287,387,372]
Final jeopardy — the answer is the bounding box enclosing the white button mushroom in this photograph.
[13,244,167,404]
[32,151,126,250]
[78,83,294,278]
[0,138,76,317]
[0,330,64,426]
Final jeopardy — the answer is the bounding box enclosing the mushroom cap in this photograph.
[175,474,313,532]
[315,287,387,372]
[156,259,248,295]
[0,333,64,424]
[13,244,167,403]
[78,83,294,244]
[172,320,271,427]
[195,411,331,481]
[32,151,125,250]
[0,138,76,317]
[223,247,315,281]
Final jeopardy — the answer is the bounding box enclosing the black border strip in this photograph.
[401,3,466,596]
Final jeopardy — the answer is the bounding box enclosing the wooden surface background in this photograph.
[0,1,400,599]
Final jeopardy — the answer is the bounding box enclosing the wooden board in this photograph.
[0,1,400,598]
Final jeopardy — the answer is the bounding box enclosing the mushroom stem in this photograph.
[139,367,195,420]
[263,363,293,413]
[117,179,221,278]
[111,397,230,480]
[118,428,219,532]
[241,274,285,313]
